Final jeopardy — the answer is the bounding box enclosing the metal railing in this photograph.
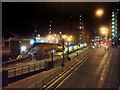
[8,61,44,78]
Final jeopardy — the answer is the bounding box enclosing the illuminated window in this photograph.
[112,14,114,17]
[112,26,115,28]
[79,26,82,29]
[112,22,115,24]
[112,29,114,32]
[112,18,115,21]
[112,12,114,14]
[112,33,115,36]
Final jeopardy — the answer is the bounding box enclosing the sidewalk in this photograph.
[4,48,91,88]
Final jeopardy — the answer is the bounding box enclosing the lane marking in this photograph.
[54,49,93,89]
[55,57,88,89]
[46,54,89,89]
[97,51,112,88]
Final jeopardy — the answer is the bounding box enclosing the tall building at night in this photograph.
[111,9,119,46]
[49,20,52,34]
[78,15,84,43]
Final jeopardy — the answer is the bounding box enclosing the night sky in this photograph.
[2,2,119,39]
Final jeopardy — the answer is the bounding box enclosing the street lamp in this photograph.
[100,26,109,39]
[67,36,73,61]
[51,35,55,68]
[95,8,104,18]
[46,34,55,68]
[95,8,104,45]
[61,38,65,67]
[60,34,67,67]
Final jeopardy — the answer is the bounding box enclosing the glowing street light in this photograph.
[62,35,67,39]
[67,36,73,42]
[100,27,107,35]
[100,26,108,39]
[95,8,104,18]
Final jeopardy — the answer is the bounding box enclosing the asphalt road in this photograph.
[58,46,119,88]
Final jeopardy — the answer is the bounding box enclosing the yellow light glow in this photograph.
[54,34,57,37]
[67,37,72,42]
[62,35,67,39]
[100,26,108,35]
[70,35,73,38]
[95,8,104,17]
[51,36,55,40]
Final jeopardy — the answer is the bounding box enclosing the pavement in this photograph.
[3,47,90,88]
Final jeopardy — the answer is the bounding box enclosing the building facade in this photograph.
[111,9,119,46]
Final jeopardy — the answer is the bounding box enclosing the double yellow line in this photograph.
[44,49,92,89]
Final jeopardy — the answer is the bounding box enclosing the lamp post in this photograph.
[61,34,67,67]
[67,35,72,61]
[51,36,55,68]
[61,38,65,67]
[47,34,54,68]
[95,8,104,45]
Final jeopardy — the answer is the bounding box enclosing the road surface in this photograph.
[57,46,119,88]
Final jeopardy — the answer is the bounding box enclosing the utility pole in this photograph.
[51,42,54,68]
[61,39,65,67]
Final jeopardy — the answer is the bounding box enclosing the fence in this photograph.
[8,61,44,78]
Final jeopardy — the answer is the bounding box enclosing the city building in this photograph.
[77,15,90,45]
[111,9,119,46]
[49,20,52,34]
[78,15,86,44]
